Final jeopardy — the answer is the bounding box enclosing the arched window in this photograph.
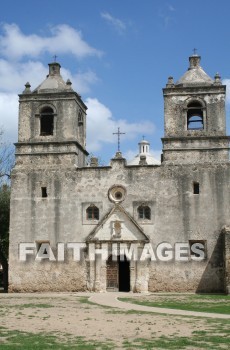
[78,110,83,125]
[137,205,151,220]
[187,101,204,130]
[86,205,99,220]
[40,107,54,136]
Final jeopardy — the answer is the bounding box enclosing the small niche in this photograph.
[193,182,200,195]
[41,187,48,198]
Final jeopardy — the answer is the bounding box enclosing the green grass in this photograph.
[19,303,54,309]
[0,328,114,350]
[123,332,230,349]
[76,296,112,309]
[105,308,154,315]
[1,295,230,350]
[123,318,230,349]
[1,328,230,350]
[0,327,230,350]
[76,296,94,305]
[119,294,230,315]
[0,303,53,309]
[77,296,158,314]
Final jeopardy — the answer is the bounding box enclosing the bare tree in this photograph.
[0,128,14,185]
[87,152,106,167]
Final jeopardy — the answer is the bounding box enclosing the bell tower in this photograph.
[16,61,88,168]
[162,54,229,163]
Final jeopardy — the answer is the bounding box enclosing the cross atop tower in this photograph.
[193,48,198,55]
[113,127,126,152]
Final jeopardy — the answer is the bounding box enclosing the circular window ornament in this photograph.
[108,185,126,203]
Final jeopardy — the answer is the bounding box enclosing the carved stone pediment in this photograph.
[86,204,149,243]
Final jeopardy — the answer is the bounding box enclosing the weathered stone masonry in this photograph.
[9,55,230,293]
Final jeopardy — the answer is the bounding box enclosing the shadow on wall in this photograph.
[0,264,8,292]
[196,232,225,293]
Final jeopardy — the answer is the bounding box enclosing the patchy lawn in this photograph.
[119,293,230,314]
[0,293,229,349]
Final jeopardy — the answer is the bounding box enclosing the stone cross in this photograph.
[113,127,125,152]
[193,48,197,55]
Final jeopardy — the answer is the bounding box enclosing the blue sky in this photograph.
[0,0,230,164]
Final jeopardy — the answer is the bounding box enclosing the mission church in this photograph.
[8,54,230,293]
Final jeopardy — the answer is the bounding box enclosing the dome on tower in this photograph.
[176,54,213,87]
[128,139,160,166]
[33,62,72,93]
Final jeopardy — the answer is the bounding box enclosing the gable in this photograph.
[86,205,149,243]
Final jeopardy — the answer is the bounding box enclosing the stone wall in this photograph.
[163,86,226,138]
[8,156,230,292]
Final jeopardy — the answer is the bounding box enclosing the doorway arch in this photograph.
[118,256,130,292]
[106,255,130,292]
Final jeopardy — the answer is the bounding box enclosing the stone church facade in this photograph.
[9,55,230,293]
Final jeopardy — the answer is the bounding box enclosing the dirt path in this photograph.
[0,292,229,349]
[89,292,230,319]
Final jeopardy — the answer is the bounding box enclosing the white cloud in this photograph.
[158,4,176,29]
[123,149,137,161]
[0,95,155,152]
[0,64,100,143]
[0,58,99,96]
[0,23,101,95]
[101,12,126,34]
[0,59,47,93]
[0,21,102,95]
[0,23,102,145]
[71,70,99,94]
[168,4,176,12]
[85,98,155,152]
[0,23,155,155]
[0,93,18,142]
[0,95,155,156]
[0,23,102,60]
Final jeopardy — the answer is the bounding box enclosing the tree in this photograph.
[87,152,106,166]
[0,128,14,291]
[0,185,10,291]
[0,128,14,185]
